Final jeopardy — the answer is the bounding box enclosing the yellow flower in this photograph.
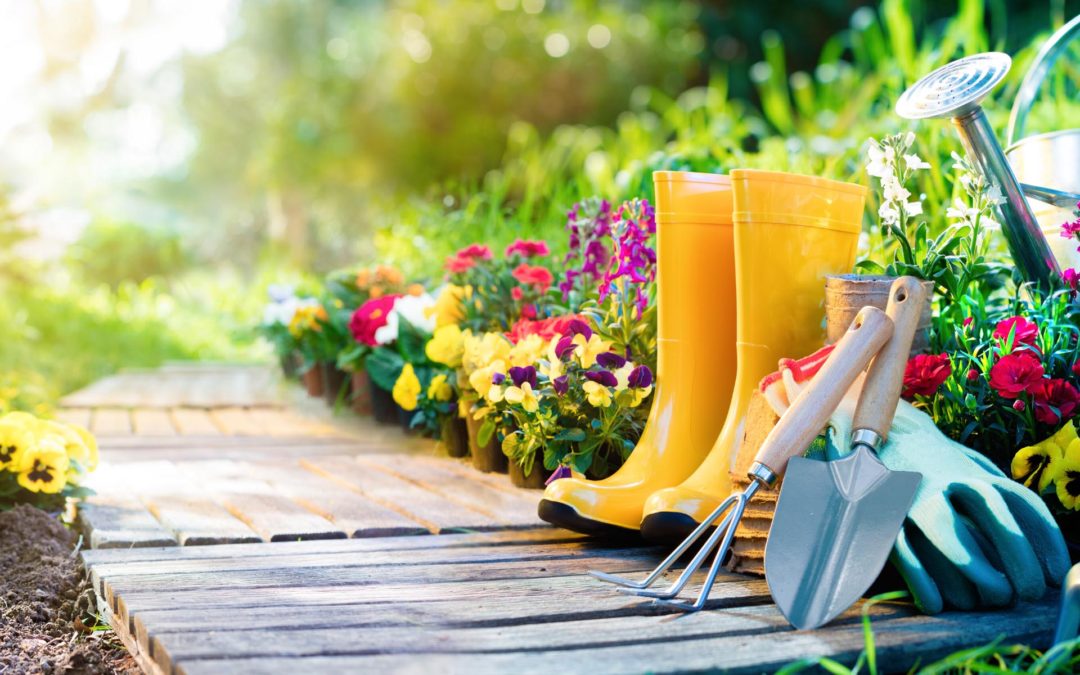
[17,437,69,494]
[1012,422,1074,492]
[583,381,613,408]
[288,304,328,337]
[1048,438,1080,510]
[504,382,539,413]
[44,420,99,474]
[375,264,404,286]
[469,360,507,400]
[509,334,546,367]
[540,337,565,380]
[0,417,34,471]
[462,332,511,374]
[427,374,453,402]
[428,284,466,328]
[426,325,469,368]
[572,333,612,369]
[392,364,421,411]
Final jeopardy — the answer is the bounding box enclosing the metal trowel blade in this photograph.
[764,449,921,630]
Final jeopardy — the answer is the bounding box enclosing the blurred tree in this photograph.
[67,220,190,289]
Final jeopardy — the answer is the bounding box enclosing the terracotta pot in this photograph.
[440,416,469,458]
[301,364,324,397]
[349,371,373,415]
[321,362,350,407]
[368,377,398,424]
[824,274,934,355]
[508,449,551,489]
[466,414,506,473]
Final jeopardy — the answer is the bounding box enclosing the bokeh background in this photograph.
[1,0,1078,411]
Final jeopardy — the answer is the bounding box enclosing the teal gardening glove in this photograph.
[780,373,1071,614]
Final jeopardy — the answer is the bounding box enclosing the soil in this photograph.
[0,505,139,675]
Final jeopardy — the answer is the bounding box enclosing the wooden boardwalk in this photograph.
[70,364,1062,674]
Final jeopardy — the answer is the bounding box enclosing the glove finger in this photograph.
[994,481,1071,586]
[909,492,1013,606]
[906,519,981,611]
[953,444,1007,478]
[949,482,1045,602]
[891,524,943,614]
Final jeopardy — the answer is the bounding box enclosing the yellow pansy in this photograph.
[463,332,511,374]
[43,420,99,474]
[504,382,539,413]
[469,360,506,400]
[17,436,69,494]
[583,381,613,408]
[1048,438,1080,510]
[1012,421,1074,492]
[392,364,422,411]
[572,333,612,369]
[509,334,546,367]
[0,418,34,471]
[288,304,327,338]
[427,374,454,402]
[426,325,469,368]
[428,284,466,328]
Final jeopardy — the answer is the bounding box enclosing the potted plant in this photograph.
[257,284,303,378]
[289,298,332,397]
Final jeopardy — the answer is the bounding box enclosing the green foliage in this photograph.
[67,220,190,289]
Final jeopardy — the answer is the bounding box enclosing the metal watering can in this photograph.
[896,14,1080,286]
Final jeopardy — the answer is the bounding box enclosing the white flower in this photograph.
[985,184,1004,206]
[903,132,916,148]
[905,201,923,217]
[866,142,892,179]
[878,203,900,226]
[882,176,910,203]
[946,198,980,223]
[374,311,399,345]
[903,154,930,171]
[267,284,295,303]
[374,294,437,344]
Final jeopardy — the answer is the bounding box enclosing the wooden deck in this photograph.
[70,364,1062,674]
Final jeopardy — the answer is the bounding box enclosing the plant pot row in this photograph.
[291,357,551,488]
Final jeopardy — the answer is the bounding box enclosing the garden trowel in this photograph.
[765,276,925,630]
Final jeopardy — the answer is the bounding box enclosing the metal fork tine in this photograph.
[588,493,740,590]
[619,497,740,599]
[656,482,759,612]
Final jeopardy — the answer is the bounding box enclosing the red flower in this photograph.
[511,263,554,291]
[349,294,401,346]
[1013,399,1026,412]
[1072,361,1080,378]
[1063,268,1080,293]
[444,255,475,274]
[456,244,493,260]
[963,317,973,328]
[507,315,583,344]
[511,287,524,301]
[521,304,537,320]
[1030,378,1080,425]
[966,369,980,381]
[993,316,1039,346]
[505,239,550,259]
[989,352,1045,399]
[902,353,952,398]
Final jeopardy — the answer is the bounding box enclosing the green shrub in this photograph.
[67,220,190,289]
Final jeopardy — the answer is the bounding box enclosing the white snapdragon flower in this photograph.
[865,141,892,179]
[903,154,930,171]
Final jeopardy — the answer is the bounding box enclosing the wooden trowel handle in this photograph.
[852,277,925,441]
[753,306,893,481]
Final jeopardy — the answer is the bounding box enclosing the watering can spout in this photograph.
[897,53,1061,287]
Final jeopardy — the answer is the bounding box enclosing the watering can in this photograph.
[897,15,1080,286]
[1007,14,1080,271]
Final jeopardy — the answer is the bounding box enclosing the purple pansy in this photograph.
[596,352,627,369]
[552,375,569,396]
[628,365,653,389]
[585,370,618,387]
[555,336,577,360]
[491,372,506,385]
[508,365,538,389]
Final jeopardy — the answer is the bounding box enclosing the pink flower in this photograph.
[349,294,402,347]
[505,239,550,259]
[1061,218,1080,239]
[963,317,973,328]
[511,264,554,291]
[902,353,952,398]
[506,315,582,344]
[457,244,493,260]
[1064,268,1080,294]
[1030,378,1080,425]
[989,352,1045,399]
[1013,399,1026,412]
[511,287,524,301]
[444,255,475,274]
[993,316,1039,346]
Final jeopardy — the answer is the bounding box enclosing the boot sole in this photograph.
[537,500,641,539]
[640,511,702,544]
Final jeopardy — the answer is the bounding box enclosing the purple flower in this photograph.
[596,352,627,369]
[491,372,506,385]
[555,336,577,360]
[545,465,572,485]
[567,319,592,340]
[628,365,653,389]
[561,198,613,300]
[508,365,538,389]
[599,198,657,319]
[585,370,618,387]
[552,375,569,395]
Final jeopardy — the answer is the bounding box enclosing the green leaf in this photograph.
[397,317,430,365]
[364,347,405,391]
[478,418,495,447]
[554,428,586,443]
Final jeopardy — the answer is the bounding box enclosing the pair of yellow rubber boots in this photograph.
[538,169,867,542]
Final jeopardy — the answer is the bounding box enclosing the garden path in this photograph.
[70,364,1062,675]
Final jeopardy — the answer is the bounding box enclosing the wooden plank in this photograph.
[151,603,908,670]
[169,409,223,436]
[132,409,178,436]
[358,455,543,526]
[210,407,264,436]
[92,407,133,435]
[76,498,178,549]
[55,407,92,428]
[172,598,1056,675]
[143,495,263,546]
[219,493,346,542]
[301,456,497,532]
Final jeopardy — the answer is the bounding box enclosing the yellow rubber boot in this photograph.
[538,172,737,535]
[640,169,866,542]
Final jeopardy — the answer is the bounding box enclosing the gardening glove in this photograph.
[774,370,1070,615]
